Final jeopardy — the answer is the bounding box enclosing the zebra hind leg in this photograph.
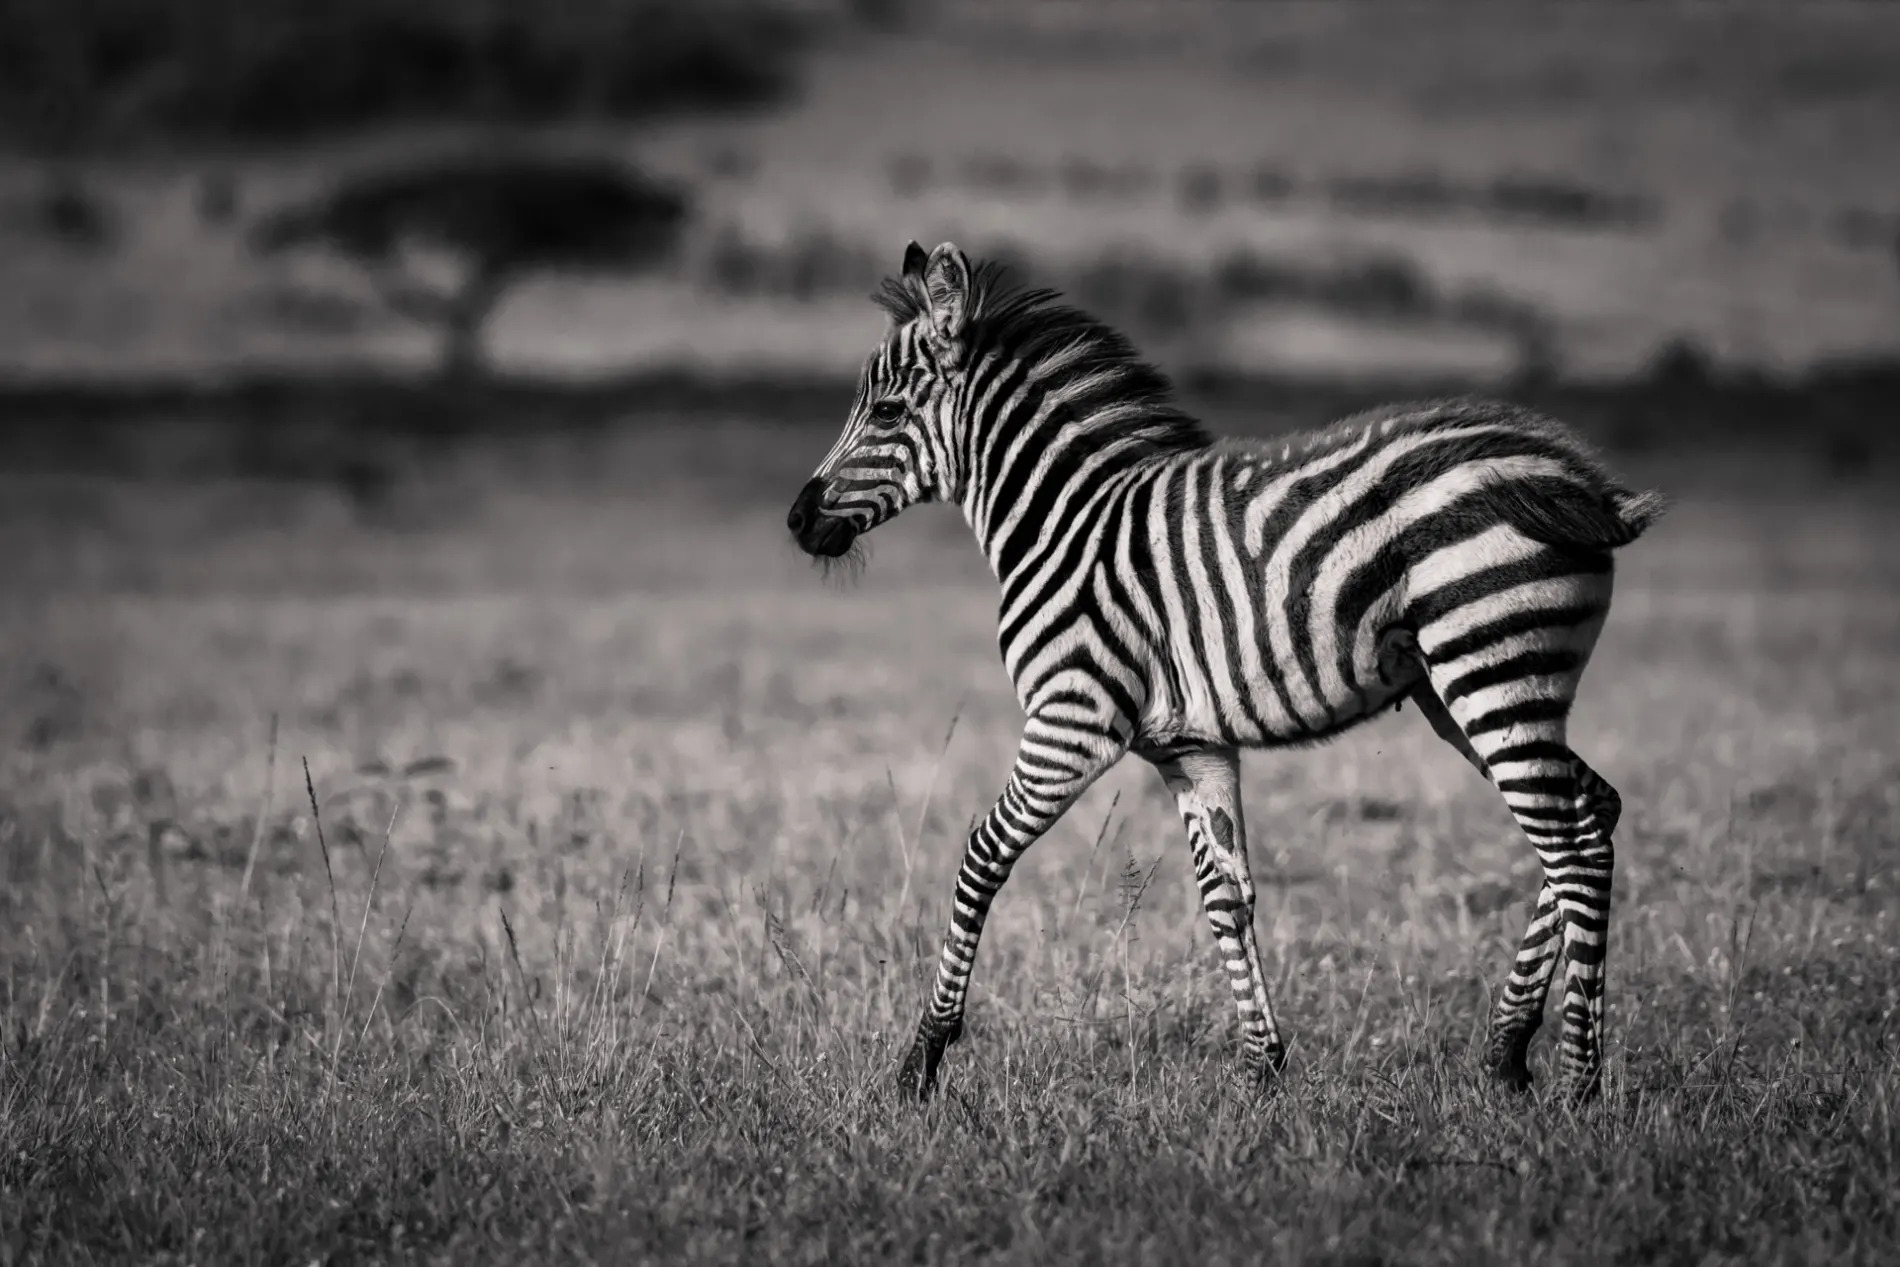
[1549,757,1620,1100]
[1409,682,1560,1092]
[1480,754,1619,1102]
[1483,880,1562,1092]
[1426,694,1618,1101]
[1146,745,1288,1095]
[1413,631,1621,1101]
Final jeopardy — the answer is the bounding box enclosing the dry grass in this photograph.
[2,421,1898,1264]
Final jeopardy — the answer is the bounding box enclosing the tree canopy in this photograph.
[253,153,691,273]
[252,151,693,378]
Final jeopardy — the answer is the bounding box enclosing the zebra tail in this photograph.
[1490,476,1668,552]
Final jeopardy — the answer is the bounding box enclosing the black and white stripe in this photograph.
[788,242,1663,1102]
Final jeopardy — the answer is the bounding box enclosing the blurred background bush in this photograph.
[1,0,1898,479]
[0,0,808,145]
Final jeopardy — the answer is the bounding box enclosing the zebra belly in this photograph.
[1244,632,1418,746]
[1137,595,1416,750]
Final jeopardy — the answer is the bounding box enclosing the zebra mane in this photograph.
[873,258,1212,455]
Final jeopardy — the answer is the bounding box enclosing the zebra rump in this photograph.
[1278,399,1665,557]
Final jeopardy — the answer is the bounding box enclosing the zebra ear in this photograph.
[922,242,971,366]
[901,240,928,280]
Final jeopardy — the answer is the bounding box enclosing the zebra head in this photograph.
[787,240,972,560]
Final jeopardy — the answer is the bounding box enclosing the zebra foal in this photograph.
[787,242,1663,1104]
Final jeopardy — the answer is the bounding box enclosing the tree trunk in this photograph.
[439,264,510,383]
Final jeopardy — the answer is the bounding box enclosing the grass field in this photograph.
[4,414,1899,1264]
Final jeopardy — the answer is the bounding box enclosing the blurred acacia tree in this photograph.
[0,0,814,377]
[0,0,812,146]
[252,152,691,380]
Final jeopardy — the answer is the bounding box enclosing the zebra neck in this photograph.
[959,407,1180,584]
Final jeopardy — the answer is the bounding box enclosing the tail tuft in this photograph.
[1492,476,1667,552]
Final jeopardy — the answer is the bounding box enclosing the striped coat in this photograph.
[788,241,1662,1103]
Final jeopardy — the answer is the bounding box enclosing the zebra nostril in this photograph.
[789,478,825,536]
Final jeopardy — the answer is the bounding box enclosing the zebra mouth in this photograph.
[786,478,859,557]
[798,518,858,558]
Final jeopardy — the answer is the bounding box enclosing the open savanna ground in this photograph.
[3,413,1899,1264]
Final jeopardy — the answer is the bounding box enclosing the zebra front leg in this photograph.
[1148,745,1288,1094]
[897,719,1123,1102]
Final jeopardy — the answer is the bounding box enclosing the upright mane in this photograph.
[873,259,1212,455]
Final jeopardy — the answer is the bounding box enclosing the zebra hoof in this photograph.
[1483,1030,1536,1094]
[1229,1049,1288,1099]
[1485,1056,1535,1094]
[896,1040,937,1103]
[1561,1066,1604,1108]
[895,1016,960,1103]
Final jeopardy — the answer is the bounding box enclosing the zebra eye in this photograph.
[869,398,906,424]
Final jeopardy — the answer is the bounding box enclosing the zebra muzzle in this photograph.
[786,478,858,557]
